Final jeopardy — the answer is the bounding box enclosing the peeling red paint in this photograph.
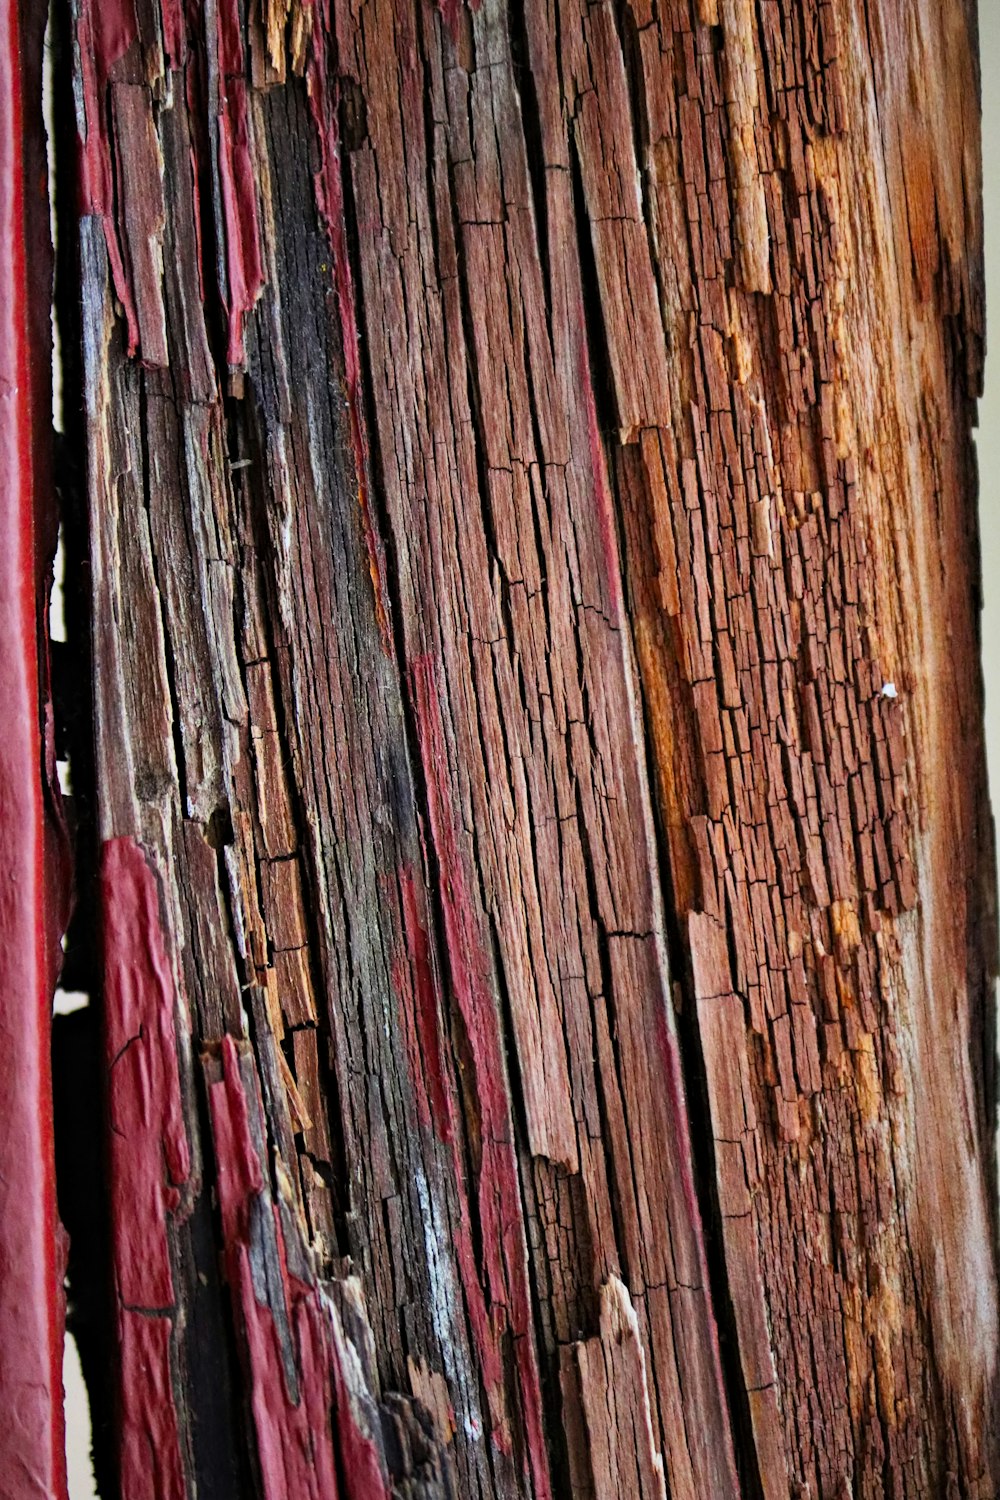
[90,0,138,70]
[217,75,265,366]
[328,1327,393,1500]
[305,16,392,653]
[436,0,463,42]
[210,1035,342,1500]
[159,0,186,68]
[78,0,263,368]
[410,655,553,1498]
[76,0,140,351]
[118,1313,186,1500]
[103,837,190,1302]
[216,0,244,74]
[0,1,67,1488]
[101,836,191,1498]
[212,0,264,368]
[210,1034,398,1497]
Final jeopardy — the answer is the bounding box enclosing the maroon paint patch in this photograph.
[329,1336,393,1500]
[213,0,264,368]
[90,0,138,71]
[159,0,185,68]
[76,0,140,349]
[215,0,243,74]
[102,836,190,1499]
[216,75,265,365]
[435,0,481,44]
[118,1312,186,1500]
[210,1036,355,1500]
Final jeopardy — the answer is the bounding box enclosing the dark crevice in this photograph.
[198,22,233,370]
[182,37,234,389]
[567,131,618,443]
[175,1081,254,1500]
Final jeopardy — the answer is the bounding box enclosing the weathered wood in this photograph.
[62,0,998,1496]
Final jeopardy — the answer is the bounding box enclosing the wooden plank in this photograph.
[65,0,1000,1494]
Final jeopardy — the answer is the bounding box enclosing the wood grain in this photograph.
[67,0,998,1495]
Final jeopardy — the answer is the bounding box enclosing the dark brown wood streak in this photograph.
[65,0,998,1496]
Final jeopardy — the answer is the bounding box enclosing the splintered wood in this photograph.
[72,0,998,1495]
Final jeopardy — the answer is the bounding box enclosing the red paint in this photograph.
[118,1313,186,1500]
[435,0,480,42]
[0,0,67,1488]
[210,1035,397,1498]
[216,0,244,75]
[327,1323,393,1500]
[76,0,140,351]
[79,0,262,366]
[395,866,454,1142]
[211,2,264,368]
[436,0,464,41]
[159,0,186,68]
[90,0,138,72]
[210,1036,347,1500]
[217,75,264,366]
[305,15,392,653]
[410,657,553,1497]
[101,837,191,1499]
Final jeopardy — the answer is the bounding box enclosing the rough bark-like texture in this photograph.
[65,0,997,1497]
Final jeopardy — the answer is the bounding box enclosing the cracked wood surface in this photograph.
[68,0,998,1496]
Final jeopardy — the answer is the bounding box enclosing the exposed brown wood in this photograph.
[60,0,999,1496]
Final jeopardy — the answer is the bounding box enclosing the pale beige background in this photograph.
[58,7,1000,1495]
